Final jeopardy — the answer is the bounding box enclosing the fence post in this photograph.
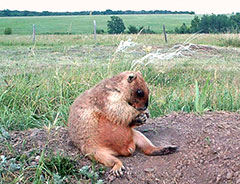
[32,24,36,44]
[93,20,96,40]
[163,24,168,43]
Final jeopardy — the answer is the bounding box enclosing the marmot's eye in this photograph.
[136,89,144,97]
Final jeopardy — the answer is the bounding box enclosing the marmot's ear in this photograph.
[127,73,137,83]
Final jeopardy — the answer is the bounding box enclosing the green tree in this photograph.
[215,15,231,33]
[107,16,125,34]
[190,16,200,33]
[230,13,240,32]
[199,14,231,33]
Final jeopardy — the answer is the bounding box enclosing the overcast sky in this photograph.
[1,0,239,14]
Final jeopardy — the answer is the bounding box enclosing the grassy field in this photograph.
[0,33,240,182]
[0,33,240,131]
[0,14,195,35]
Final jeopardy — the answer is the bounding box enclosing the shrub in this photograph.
[222,36,240,47]
[127,25,139,34]
[107,16,125,34]
[175,23,190,34]
[139,26,155,34]
[96,29,104,34]
[4,27,12,35]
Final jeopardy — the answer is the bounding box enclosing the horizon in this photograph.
[1,0,239,15]
[0,9,195,13]
[0,9,238,16]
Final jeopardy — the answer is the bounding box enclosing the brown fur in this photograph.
[68,71,177,175]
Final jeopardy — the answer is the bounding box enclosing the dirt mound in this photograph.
[1,112,240,183]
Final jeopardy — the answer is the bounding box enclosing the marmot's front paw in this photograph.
[135,112,149,123]
[129,110,150,127]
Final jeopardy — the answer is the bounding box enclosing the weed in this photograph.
[0,126,10,140]
[205,137,211,145]
[0,155,22,181]
[79,164,105,184]
[221,35,240,47]
[43,152,78,177]
[25,150,105,183]
[194,78,211,114]
[52,173,66,184]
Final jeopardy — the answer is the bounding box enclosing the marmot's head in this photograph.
[112,71,149,112]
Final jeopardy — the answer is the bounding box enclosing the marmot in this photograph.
[68,71,177,176]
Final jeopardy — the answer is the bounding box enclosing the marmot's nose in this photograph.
[137,101,148,111]
[137,106,147,111]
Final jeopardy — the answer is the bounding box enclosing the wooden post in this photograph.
[32,24,36,44]
[93,20,96,40]
[163,24,167,43]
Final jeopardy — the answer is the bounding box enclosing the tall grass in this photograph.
[1,34,240,131]
[0,66,108,130]
[1,62,240,131]
[194,78,211,113]
[221,35,240,47]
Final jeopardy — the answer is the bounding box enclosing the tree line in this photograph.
[0,9,195,17]
[175,13,240,33]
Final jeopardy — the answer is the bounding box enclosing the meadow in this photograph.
[0,33,240,131]
[0,14,194,34]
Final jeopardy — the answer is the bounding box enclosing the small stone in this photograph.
[226,172,233,179]
[226,130,231,136]
[144,168,155,173]
[31,161,37,165]
[176,165,181,169]
[236,178,240,184]
[35,155,41,162]
[216,174,221,184]
[234,171,240,177]
[176,171,182,178]
[107,175,116,182]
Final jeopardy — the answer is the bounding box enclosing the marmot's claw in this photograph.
[145,109,150,118]
[110,165,126,177]
[139,113,148,122]
[136,111,149,123]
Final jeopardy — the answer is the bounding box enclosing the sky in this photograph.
[1,0,240,14]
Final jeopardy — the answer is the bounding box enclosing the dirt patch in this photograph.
[1,112,240,183]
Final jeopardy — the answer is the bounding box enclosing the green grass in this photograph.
[0,145,105,183]
[221,34,240,47]
[0,34,240,131]
[0,14,195,35]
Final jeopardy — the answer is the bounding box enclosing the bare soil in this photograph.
[1,112,240,184]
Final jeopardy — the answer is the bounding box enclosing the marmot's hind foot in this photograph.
[151,145,178,156]
[91,148,126,177]
[133,129,178,156]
